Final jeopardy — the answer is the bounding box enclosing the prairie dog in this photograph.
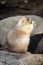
[7,17,36,52]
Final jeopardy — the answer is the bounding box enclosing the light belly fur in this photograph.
[7,36,30,52]
[12,36,30,52]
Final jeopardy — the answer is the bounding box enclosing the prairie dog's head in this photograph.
[18,17,36,34]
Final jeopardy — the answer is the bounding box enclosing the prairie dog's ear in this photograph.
[18,17,26,25]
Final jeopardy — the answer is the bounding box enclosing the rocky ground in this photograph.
[0,51,43,65]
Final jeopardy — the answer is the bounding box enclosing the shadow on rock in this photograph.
[28,33,43,54]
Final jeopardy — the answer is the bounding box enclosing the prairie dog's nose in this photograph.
[33,21,36,25]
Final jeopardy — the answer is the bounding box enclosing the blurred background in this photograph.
[0,0,43,20]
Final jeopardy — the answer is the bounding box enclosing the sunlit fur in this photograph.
[7,17,36,52]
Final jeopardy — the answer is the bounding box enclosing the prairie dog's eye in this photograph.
[26,18,32,24]
[27,18,29,21]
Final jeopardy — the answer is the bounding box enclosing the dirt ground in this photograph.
[0,0,43,20]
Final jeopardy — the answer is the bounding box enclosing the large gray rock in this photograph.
[0,15,43,53]
[0,51,43,65]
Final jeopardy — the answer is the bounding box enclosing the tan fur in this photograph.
[7,17,36,52]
